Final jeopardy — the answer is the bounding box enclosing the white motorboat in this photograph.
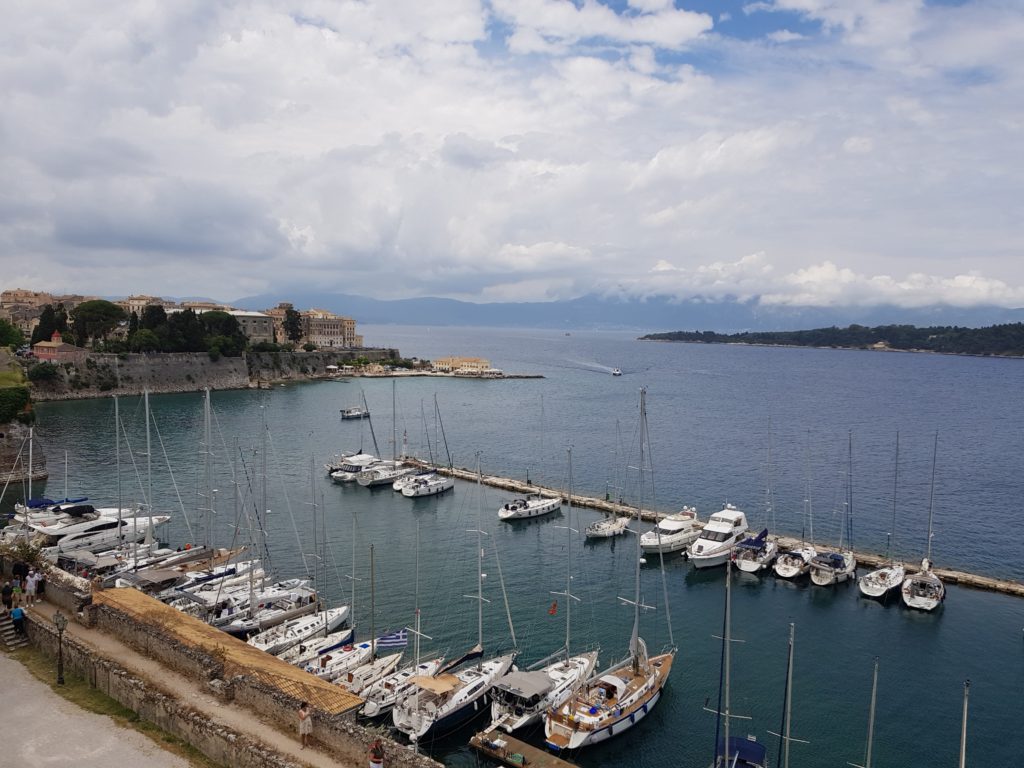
[611,368,622,376]
[361,657,446,718]
[340,406,370,419]
[545,389,676,751]
[773,546,816,579]
[329,453,379,483]
[39,515,171,560]
[498,494,561,521]
[687,505,749,568]
[401,473,454,497]
[585,515,630,538]
[860,432,905,601]
[247,606,350,656]
[734,529,779,574]
[491,652,598,733]
[639,507,701,554]
[357,462,417,488]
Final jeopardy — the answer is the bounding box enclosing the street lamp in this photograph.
[53,610,68,685]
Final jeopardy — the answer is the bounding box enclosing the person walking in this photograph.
[24,569,39,607]
[10,605,26,635]
[297,702,312,749]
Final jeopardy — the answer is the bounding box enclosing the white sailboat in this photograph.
[498,494,561,521]
[545,389,676,751]
[736,426,778,574]
[585,514,631,538]
[859,433,905,600]
[774,439,817,580]
[392,458,516,742]
[400,394,455,498]
[902,433,946,611]
[490,448,598,733]
[248,606,350,656]
[707,558,768,768]
[810,432,857,586]
[361,524,445,718]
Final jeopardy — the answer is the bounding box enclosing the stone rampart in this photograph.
[247,348,399,385]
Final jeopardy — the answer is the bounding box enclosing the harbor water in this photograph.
[20,325,1024,766]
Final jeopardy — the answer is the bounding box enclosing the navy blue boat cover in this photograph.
[719,737,768,767]
[736,529,769,551]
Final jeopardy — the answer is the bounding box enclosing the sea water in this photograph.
[22,325,1024,766]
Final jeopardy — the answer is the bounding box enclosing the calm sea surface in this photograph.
[19,325,1024,766]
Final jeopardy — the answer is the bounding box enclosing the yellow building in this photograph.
[432,356,502,376]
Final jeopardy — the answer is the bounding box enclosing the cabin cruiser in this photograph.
[37,515,170,560]
[611,368,622,376]
[357,462,417,488]
[498,494,561,521]
[687,505,749,568]
[639,507,701,554]
[330,453,379,483]
[490,651,598,733]
[340,406,370,419]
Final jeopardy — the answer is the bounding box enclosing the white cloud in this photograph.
[0,0,1021,310]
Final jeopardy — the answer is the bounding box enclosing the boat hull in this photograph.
[901,572,945,611]
[498,497,561,520]
[858,565,905,599]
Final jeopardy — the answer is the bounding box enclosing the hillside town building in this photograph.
[31,331,87,363]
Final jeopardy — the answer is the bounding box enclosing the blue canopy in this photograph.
[26,497,56,508]
[718,737,767,767]
[736,529,769,551]
[814,552,846,568]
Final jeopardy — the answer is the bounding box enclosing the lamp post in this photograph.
[53,610,67,685]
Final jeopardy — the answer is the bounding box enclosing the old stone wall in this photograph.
[29,352,250,401]
[0,418,47,485]
[247,348,399,385]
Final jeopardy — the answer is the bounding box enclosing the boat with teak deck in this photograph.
[471,727,580,768]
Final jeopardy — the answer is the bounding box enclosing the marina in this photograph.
[7,325,1024,767]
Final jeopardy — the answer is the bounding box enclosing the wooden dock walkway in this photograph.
[470,727,578,768]
[407,460,1024,600]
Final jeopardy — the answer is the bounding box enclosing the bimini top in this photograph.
[736,529,769,551]
[813,552,847,568]
[719,736,767,767]
[493,670,554,700]
[409,673,461,695]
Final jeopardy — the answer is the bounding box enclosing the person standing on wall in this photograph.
[369,738,385,768]
[297,702,312,749]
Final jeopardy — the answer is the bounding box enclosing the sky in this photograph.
[1,0,1022,308]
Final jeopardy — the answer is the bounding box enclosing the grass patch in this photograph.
[8,645,224,768]
[0,368,25,387]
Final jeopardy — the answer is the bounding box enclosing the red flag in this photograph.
[548,600,558,615]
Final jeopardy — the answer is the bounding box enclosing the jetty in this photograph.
[470,727,578,768]
[408,459,1024,600]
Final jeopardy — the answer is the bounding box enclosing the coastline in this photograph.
[638,337,1024,360]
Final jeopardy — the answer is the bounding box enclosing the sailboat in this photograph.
[707,558,768,768]
[361,524,445,718]
[490,448,599,733]
[392,457,516,742]
[774,436,817,580]
[401,395,455,498]
[545,388,676,751]
[810,432,857,586]
[357,382,418,488]
[859,433,905,600]
[736,426,778,573]
[901,434,946,611]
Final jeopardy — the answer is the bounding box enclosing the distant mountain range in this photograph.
[232,291,1024,333]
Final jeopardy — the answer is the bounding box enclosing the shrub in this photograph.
[27,362,60,382]
[0,386,31,422]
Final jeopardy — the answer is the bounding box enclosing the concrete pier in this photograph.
[408,459,1024,599]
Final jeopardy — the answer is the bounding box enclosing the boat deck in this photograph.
[470,727,579,768]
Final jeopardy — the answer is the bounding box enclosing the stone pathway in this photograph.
[24,602,361,768]
[0,651,191,768]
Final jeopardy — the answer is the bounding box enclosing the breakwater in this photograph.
[410,459,1024,599]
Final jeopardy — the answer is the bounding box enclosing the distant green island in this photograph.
[640,323,1024,357]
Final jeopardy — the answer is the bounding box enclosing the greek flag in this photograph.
[375,629,409,649]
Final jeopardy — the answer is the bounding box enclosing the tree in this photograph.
[283,308,304,343]
[0,318,24,347]
[128,311,139,336]
[69,300,126,346]
[201,312,247,357]
[140,304,167,330]
[31,305,57,345]
[130,328,160,352]
[164,309,206,352]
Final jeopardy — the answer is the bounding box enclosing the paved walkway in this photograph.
[0,651,191,768]
[23,601,359,768]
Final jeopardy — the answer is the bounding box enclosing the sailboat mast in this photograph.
[722,557,733,767]
[890,432,900,563]
[847,431,854,550]
[476,454,484,655]
[370,544,376,661]
[864,658,878,768]
[783,623,795,768]
[145,389,153,545]
[204,387,212,550]
[392,380,397,463]
[926,433,938,564]
[414,523,421,667]
[630,390,644,663]
[565,448,573,657]
[64,449,68,502]
[958,679,970,768]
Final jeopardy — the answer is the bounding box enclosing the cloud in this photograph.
[0,0,1021,309]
